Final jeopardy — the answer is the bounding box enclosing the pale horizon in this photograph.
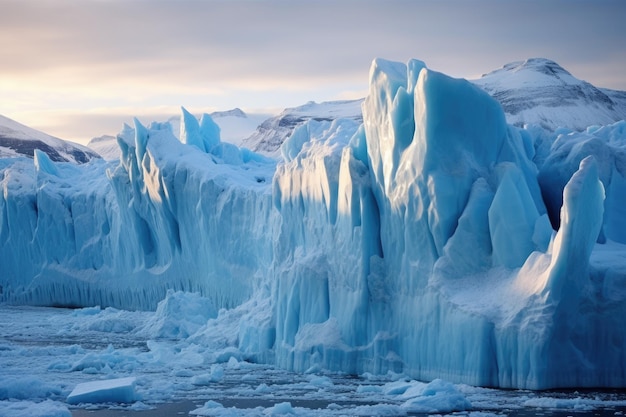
[1,0,625,145]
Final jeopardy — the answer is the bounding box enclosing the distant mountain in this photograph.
[242,60,626,157]
[472,58,626,131]
[210,108,247,119]
[0,115,100,163]
[601,87,626,113]
[86,134,119,161]
[241,100,363,156]
[88,108,269,160]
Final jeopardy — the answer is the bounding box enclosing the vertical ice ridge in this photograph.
[34,149,59,177]
[180,107,205,152]
[543,155,605,301]
[199,113,221,152]
[488,164,541,269]
[179,107,222,154]
[133,118,149,167]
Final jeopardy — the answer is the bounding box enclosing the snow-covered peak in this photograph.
[87,135,119,162]
[0,114,58,143]
[284,99,363,119]
[480,58,582,88]
[210,107,247,119]
[473,58,626,131]
[0,114,100,163]
[241,99,363,157]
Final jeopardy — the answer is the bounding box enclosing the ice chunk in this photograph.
[266,402,295,415]
[0,376,62,400]
[141,290,217,339]
[189,400,225,416]
[0,400,71,417]
[523,396,595,411]
[400,379,471,413]
[66,377,137,404]
[191,364,224,385]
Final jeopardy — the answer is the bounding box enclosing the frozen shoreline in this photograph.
[4,304,626,417]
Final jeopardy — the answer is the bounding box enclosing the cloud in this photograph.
[1,1,375,80]
[2,0,624,86]
[1,0,625,142]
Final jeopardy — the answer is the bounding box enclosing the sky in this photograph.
[1,0,625,145]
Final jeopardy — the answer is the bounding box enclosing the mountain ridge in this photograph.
[0,114,100,163]
[472,57,626,130]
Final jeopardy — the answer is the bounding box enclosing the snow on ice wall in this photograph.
[1,60,626,390]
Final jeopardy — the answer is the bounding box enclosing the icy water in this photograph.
[1,305,626,417]
[68,396,626,417]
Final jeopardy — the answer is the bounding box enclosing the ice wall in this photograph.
[271,117,383,372]
[269,59,626,389]
[0,114,276,310]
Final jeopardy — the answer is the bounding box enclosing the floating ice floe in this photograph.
[66,377,138,405]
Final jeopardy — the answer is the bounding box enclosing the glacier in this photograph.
[0,117,276,310]
[1,59,626,390]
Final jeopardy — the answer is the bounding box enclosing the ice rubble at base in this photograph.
[0,400,71,417]
[189,378,470,416]
[4,302,626,417]
[1,58,626,391]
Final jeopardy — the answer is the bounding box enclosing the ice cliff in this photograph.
[0,118,275,310]
[1,59,626,390]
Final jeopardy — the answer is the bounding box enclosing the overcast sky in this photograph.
[1,0,625,144]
